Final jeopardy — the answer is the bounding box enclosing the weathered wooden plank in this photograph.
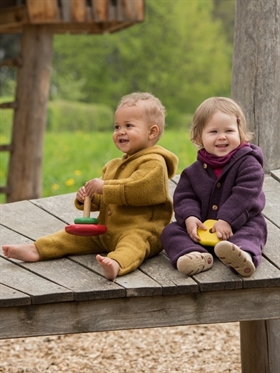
[1,287,280,339]
[263,219,280,268]
[135,0,145,21]
[263,175,280,227]
[241,256,280,289]
[91,0,108,22]
[31,192,80,224]
[0,284,30,307]
[47,23,105,34]
[70,254,162,297]
[0,257,73,305]
[168,178,177,197]
[172,174,180,184]
[22,257,125,301]
[139,253,198,295]
[60,0,71,22]
[27,0,60,23]
[117,0,144,22]
[71,0,87,22]
[60,0,87,23]
[270,169,280,182]
[0,225,34,250]
[192,259,243,291]
[0,200,66,240]
[108,0,117,22]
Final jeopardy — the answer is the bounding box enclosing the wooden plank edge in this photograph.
[1,287,280,339]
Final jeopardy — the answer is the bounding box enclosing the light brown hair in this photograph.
[191,97,254,147]
[117,92,166,138]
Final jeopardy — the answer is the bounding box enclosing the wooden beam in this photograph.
[7,25,53,202]
[240,320,280,373]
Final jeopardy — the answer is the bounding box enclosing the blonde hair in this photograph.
[117,92,166,137]
[191,97,254,147]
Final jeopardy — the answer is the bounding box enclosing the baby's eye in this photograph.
[126,123,133,128]
[114,124,120,130]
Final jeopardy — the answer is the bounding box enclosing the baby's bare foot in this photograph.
[96,254,120,280]
[2,244,40,262]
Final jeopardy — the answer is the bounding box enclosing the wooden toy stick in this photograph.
[83,195,91,218]
[65,195,107,236]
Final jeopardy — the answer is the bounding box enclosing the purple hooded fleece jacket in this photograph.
[161,143,267,269]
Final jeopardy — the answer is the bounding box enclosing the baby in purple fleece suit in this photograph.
[161,97,267,277]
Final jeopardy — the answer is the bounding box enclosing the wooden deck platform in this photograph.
[0,171,280,372]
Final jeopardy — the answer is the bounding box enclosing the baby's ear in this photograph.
[149,125,159,139]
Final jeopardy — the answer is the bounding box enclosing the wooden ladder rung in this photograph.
[0,186,10,194]
[0,102,17,109]
[0,144,13,152]
[0,58,23,68]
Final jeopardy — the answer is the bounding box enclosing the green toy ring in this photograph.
[74,217,98,224]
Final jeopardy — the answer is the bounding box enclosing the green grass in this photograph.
[0,130,196,203]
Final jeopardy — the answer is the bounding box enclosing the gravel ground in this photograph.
[0,323,241,373]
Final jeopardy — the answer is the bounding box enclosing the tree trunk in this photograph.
[231,0,280,172]
[7,25,53,202]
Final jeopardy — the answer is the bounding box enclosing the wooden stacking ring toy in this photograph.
[65,195,107,236]
[197,219,221,246]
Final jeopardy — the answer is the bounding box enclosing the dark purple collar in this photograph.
[197,142,250,170]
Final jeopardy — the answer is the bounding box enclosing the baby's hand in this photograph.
[185,216,206,243]
[85,178,104,196]
[76,186,86,203]
[212,219,233,240]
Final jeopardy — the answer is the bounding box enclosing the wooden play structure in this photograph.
[0,1,280,372]
[0,0,144,202]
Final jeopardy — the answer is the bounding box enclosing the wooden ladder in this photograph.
[0,58,22,199]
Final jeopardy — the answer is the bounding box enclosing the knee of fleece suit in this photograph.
[107,234,162,276]
[35,230,103,260]
[161,222,205,268]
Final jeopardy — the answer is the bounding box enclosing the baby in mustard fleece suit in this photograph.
[3,92,178,280]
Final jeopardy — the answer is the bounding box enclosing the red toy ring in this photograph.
[65,224,107,236]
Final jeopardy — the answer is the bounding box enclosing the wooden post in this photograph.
[240,320,280,373]
[7,25,53,202]
[231,0,280,173]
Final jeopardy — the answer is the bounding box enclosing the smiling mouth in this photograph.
[216,144,228,148]
[119,139,129,144]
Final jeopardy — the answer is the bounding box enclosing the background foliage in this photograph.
[0,0,235,122]
[0,0,235,201]
[50,0,234,125]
